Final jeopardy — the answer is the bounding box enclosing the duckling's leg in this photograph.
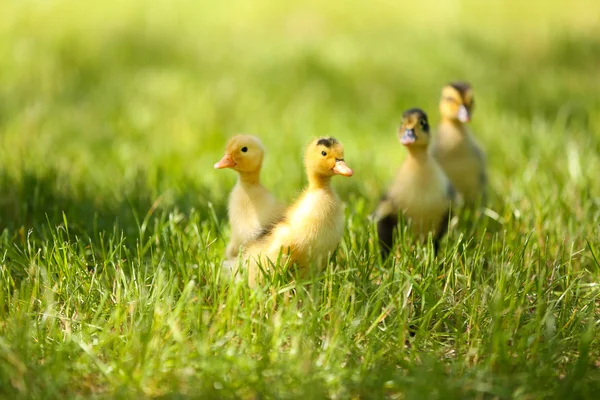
[377,214,397,259]
[433,209,452,256]
[375,195,398,259]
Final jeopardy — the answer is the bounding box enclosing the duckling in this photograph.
[243,137,353,287]
[375,108,455,257]
[214,134,286,261]
[429,82,487,206]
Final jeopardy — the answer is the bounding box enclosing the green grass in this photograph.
[1,0,600,398]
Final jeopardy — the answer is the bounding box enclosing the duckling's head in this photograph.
[399,108,431,148]
[305,137,353,179]
[439,81,474,123]
[214,134,264,173]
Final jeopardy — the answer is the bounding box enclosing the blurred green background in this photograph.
[1,0,599,234]
[1,1,600,398]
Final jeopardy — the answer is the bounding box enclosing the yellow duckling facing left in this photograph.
[243,137,353,287]
[214,134,286,261]
[375,108,456,257]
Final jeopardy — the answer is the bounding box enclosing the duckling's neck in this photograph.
[405,146,429,162]
[308,173,333,191]
[237,170,261,186]
[440,118,467,132]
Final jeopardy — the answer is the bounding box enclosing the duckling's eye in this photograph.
[241,147,248,153]
[321,151,327,156]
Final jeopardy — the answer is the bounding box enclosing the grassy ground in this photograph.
[1,0,600,398]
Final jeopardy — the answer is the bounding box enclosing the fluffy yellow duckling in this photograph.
[214,134,285,260]
[429,82,487,206]
[375,108,455,257]
[243,137,353,287]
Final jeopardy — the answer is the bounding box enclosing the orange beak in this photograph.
[332,160,353,177]
[214,154,236,169]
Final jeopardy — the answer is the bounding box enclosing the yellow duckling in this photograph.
[429,82,487,206]
[375,108,455,257]
[243,137,353,287]
[214,134,285,261]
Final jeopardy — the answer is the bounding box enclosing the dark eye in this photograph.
[241,147,248,153]
[321,151,327,156]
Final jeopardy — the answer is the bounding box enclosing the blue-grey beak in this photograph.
[457,105,471,123]
[400,128,416,145]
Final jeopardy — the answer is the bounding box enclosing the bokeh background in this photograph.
[1,1,600,397]
[1,0,599,234]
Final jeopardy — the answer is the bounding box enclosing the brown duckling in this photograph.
[429,82,487,206]
[375,108,455,257]
[214,134,286,261]
[243,137,353,287]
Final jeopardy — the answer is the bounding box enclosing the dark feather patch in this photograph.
[447,182,457,202]
[448,81,472,97]
[402,108,428,121]
[317,137,339,148]
[403,108,430,134]
[420,118,430,133]
[254,215,286,242]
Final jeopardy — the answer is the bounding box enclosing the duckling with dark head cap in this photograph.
[375,108,456,257]
[243,137,353,287]
[430,82,487,207]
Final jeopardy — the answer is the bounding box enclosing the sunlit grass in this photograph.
[0,0,599,398]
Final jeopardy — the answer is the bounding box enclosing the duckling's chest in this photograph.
[389,161,450,235]
[229,184,276,235]
[288,189,344,249]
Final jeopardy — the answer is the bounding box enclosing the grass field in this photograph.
[1,0,600,398]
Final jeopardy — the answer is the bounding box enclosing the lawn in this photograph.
[1,0,600,398]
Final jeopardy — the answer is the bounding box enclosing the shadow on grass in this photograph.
[0,168,228,240]
[0,167,230,290]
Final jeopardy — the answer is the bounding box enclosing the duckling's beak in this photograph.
[457,105,470,123]
[332,160,353,177]
[214,154,236,169]
[400,128,416,146]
